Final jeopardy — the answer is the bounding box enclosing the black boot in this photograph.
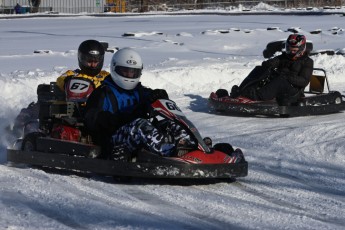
[215,89,229,98]
[230,85,241,98]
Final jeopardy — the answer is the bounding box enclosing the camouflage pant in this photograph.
[111,118,191,156]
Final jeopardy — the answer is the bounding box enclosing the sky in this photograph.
[1,4,345,230]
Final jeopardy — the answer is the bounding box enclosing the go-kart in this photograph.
[7,80,248,179]
[208,68,345,117]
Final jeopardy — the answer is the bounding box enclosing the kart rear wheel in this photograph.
[263,41,284,58]
[21,132,44,151]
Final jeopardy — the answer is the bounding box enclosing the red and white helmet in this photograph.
[285,34,307,60]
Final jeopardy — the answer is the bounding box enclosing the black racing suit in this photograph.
[241,52,314,104]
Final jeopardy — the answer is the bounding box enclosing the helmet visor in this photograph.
[79,53,104,69]
[115,66,142,79]
[286,47,299,54]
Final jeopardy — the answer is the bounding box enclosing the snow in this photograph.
[1,8,345,230]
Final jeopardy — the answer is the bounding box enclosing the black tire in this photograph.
[306,42,313,53]
[21,132,44,151]
[263,41,284,58]
[99,41,109,50]
[263,49,273,59]
[215,89,229,98]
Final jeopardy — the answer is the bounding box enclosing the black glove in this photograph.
[148,89,169,103]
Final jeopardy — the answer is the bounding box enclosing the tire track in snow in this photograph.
[96,176,245,229]
[1,166,87,229]
[232,168,345,228]
[62,177,243,230]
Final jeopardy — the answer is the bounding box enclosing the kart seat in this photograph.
[37,82,95,144]
[307,68,328,94]
[309,75,325,93]
[37,82,65,102]
[38,81,92,120]
[38,82,84,131]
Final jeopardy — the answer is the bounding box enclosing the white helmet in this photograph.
[110,48,143,90]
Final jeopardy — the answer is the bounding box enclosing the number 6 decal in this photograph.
[163,100,184,116]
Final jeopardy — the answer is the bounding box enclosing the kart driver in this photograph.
[56,39,109,92]
[84,47,194,158]
[11,40,109,137]
[230,34,314,105]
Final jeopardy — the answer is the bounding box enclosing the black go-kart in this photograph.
[7,79,248,180]
[208,68,345,117]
